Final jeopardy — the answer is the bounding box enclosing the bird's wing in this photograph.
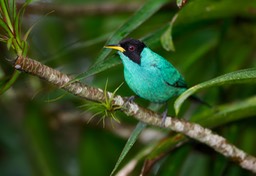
[156,57,187,89]
[142,48,187,88]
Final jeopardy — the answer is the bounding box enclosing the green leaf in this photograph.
[14,0,31,47]
[0,70,20,95]
[6,36,13,49]
[110,122,147,176]
[71,25,168,83]
[8,0,16,22]
[0,0,31,55]
[160,14,178,51]
[0,18,12,36]
[93,0,170,66]
[147,133,187,160]
[193,96,256,128]
[161,26,175,51]
[0,0,13,32]
[14,0,33,43]
[175,0,256,26]
[21,40,28,56]
[174,68,256,114]
[69,56,121,84]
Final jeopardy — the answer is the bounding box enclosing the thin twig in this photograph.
[14,56,256,173]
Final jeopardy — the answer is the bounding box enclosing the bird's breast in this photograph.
[123,65,182,103]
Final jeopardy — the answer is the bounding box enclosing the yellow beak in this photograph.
[104,45,126,52]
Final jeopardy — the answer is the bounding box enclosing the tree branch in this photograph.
[14,56,256,173]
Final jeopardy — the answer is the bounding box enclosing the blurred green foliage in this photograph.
[0,0,256,175]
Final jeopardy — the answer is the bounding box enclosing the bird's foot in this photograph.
[123,95,136,107]
[126,95,136,103]
[161,108,168,127]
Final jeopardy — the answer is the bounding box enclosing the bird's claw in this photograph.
[123,95,137,108]
[124,95,136,105]
[126,95,136,103]
[161,108,168,127]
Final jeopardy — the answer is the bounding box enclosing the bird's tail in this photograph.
[189,96,212,108]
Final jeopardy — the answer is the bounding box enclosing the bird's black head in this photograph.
[119,38,146,65]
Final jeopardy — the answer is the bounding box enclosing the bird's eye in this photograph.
[128,45,135,51]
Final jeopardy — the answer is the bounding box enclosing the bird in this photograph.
[104,38,207,124]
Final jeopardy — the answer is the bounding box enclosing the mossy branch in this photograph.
[14,56,256,173]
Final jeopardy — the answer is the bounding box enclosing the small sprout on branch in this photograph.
[0,0,33,56]
[79,79,123,127]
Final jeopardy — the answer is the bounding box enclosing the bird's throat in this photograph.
[120,51,141,65]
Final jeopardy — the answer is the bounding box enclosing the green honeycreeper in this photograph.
[104,38,205,123]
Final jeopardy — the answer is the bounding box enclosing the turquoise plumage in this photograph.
[120,47,187,103]
[105,38,187,103]
[104,38,202,123]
